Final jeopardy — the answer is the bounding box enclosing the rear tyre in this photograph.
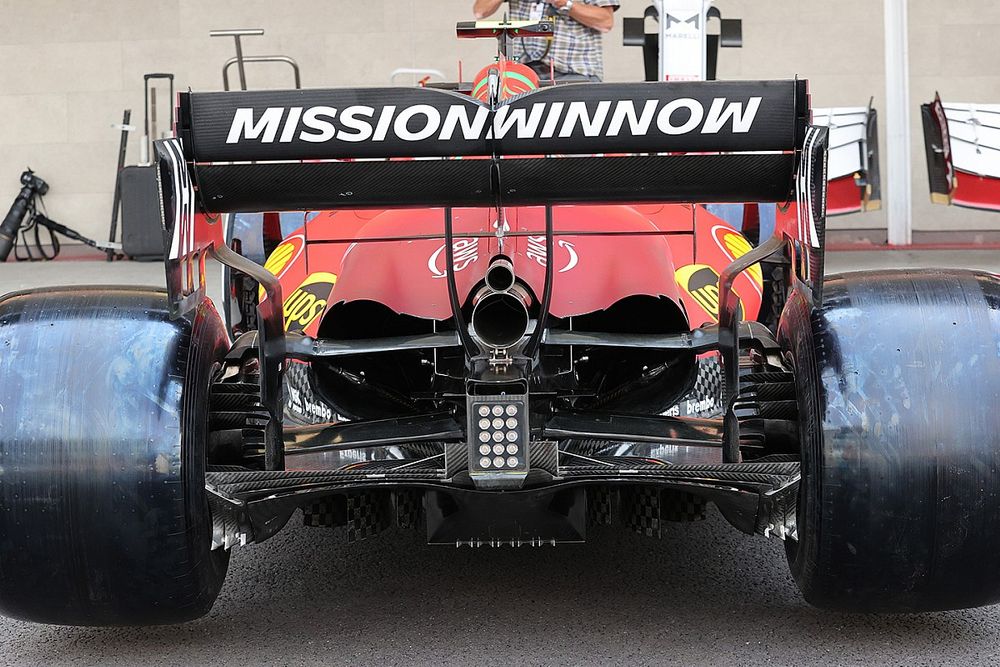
[780,270,1000,612]
[0,287,230,625]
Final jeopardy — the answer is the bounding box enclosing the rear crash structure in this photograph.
[2,71,1000,625]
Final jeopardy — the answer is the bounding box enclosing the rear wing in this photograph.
[921,93,1000,212]
[173,80,807,211]
[812,103,881,215]
[155,79,827,319]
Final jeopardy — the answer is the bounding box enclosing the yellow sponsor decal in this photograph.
[282,272,337,333]
[264,242,296,276]
[264,235,303,276]
[675,263,743,323]
[715,229,763,287]
[723,233,763,286]
[259,236,304,300]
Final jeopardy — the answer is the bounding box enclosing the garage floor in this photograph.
[1,249,999,666]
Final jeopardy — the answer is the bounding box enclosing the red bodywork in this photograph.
[264,203,763,338]
[951,170,1000,212]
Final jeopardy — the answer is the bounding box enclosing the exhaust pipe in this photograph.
[485,256,516,292]
[470,283,531,350]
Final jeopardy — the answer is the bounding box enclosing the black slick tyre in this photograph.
[0,286,230,625]
[779,270,1000,612]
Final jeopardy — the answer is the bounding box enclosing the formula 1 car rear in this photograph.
[2,26,1000,625]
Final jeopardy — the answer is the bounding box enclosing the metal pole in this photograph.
[884,0,912,245]
[210,29,264,91]
[233,35,248,90]
[107,109,131,261]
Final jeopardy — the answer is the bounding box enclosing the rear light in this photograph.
[467,392,530,488]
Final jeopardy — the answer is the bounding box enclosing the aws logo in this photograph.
[675,264,743,323]
[283,272,336,332]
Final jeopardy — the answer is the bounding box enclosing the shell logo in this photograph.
[259,235,306,301]
[263,234,304,278]
[711,225,763,290]
[282,272,337,333]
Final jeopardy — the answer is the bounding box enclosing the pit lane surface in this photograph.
[2,251,1000,666]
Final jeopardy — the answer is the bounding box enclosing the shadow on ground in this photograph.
[4,509,997,667]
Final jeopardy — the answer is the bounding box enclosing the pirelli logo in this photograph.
[224,97,763,145]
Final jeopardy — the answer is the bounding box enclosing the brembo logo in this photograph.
[224,97,762,144]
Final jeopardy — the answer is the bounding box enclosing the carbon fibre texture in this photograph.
[560,469,796,485]
[623,487,661,537]
[921,102,952,200]
[530,440,559,475]
[667,354,724,418]
[661,490,708,522]
[206,461,800,501]
[193,153,796,213]
[756,400,798,419]
[587,487,615,526]
[444,442,467,478]
[394,490,424,529]
[807,127,828,295]
[181,80,806,162]
[748,382,795,402]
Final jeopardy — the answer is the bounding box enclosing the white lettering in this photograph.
[656,98,704,135]
[490,103,546,139]
[429,239,479,277]
[558,100,612,138]
[394,104,441,141]
[372,105,396,141]
[224,96,759,146]
[299,106,338,143]
[226,107,285,143]
[279,107,303,143]
[539,101,565,139]
[338,105,376,142]
[439,105,490,141]
[606,100,659,137]
[701,96,762,134]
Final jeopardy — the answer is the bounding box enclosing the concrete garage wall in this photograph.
[0,0,998,247]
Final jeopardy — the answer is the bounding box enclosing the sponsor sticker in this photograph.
[283,272,337,333]
[428,238,480,278]
[224,96,763,146]
[710,225,763,289]
[675,263,743,323]
[263,235,304,278]
[259,234,306,300]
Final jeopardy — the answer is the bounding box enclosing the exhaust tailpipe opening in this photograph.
[471,289,530,349]
[485,257,516,292]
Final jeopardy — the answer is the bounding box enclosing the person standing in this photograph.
[472,0,619,82]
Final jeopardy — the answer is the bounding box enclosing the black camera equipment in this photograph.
[0,169,120,262]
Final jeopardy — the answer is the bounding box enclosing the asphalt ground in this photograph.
[1,249,999,667]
